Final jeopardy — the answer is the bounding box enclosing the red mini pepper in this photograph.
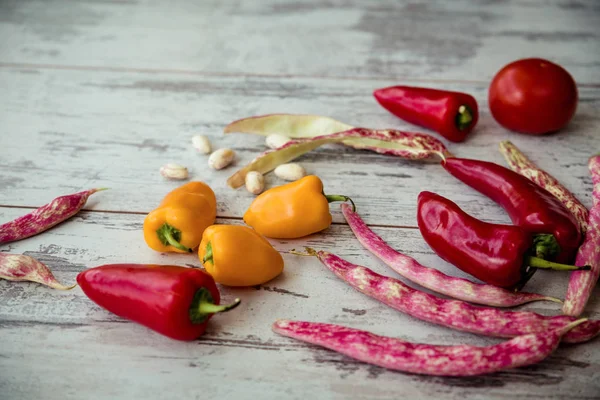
[417,191,588,288]
[373,86,479,142]
[77,264,240,340]
[442,158,582,264]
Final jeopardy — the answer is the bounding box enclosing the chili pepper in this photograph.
[563,155,600,316]
[312,250,600,344]
[199,225,284,286]
[0,253,75,290]
[77,264,240,341]
[243,175,355,239]
[443,157,582,263]
[226,127,450,188]
[273,319,585,376]
[499,141,588,234]
[373,86,479,142]
[143,181,216,253]
[0,188,107,244]
[340,203,556,307]
[417,191,588,288]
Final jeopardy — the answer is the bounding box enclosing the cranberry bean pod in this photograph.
[0,188,106,243]
[272,319,585,376]
[563,155,600,316]
[341,203,558,307]
[0,253,75,290]
[227,129,450,188]
[499,140,588,234]
[316,250,600,344]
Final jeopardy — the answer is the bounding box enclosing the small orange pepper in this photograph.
[243,175,355,239]
[144,182,217,253]
[199,225,284,286]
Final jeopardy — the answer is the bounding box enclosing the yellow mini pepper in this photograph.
[144,181,217,253]
[199,225,284,286]
[243,175,355,239]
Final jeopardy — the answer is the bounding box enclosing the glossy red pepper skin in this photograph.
[373,86,479,142]
[442,158,581,263]
[417,191,532,287]
[77,264,230,341]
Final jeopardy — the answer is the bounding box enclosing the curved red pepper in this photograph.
[373,86,479,142]
[417,191,588,288]
[442,158,582,263]
[77,264,240,341]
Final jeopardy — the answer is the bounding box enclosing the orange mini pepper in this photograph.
[243,175,355,239]
[144,182,217,253]
[199,225,284,286]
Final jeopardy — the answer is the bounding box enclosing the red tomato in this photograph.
[488,58,578,135]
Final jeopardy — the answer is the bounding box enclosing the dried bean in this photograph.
[245,171,265,195]
[160,163,189,180]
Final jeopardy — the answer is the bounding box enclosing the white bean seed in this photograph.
[245,171,265,195]
[191,135,212,154]
[160,164,189,180]
[274,163,306,181]
[208,148,235,170]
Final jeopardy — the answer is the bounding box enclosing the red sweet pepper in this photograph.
[417,191,588,288]
[442,157,582,264]
[77,264,240,340]
[373,86,479,142]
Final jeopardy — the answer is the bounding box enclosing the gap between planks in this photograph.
[0,205,420,230]
[2,62,600,87]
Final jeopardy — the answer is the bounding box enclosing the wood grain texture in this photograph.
[1,208,599,399]
[1,1,600,398]
[0,67,597,227]
[0,0,599,83]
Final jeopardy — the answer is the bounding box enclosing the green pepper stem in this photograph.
[455,105,473,131]
[198,299,241,314]
[532,234,561,260]
[189,287,241,324]
[156,223,192,253]
[202,241,213,264]
[527,256,591,271]
[325,194,356,212]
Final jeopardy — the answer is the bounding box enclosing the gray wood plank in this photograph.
[0,67,597,226]
[1,208,598,399]
[0,0,599,83]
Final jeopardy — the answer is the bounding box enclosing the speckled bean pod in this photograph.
[0,253,75,290]
[341,203,558,307]
[0,188,106,243]
[316,251,600,344]
[499,140,588,234]
[227,128,451,188]
[272,319,585,376]
[563,155,600,316]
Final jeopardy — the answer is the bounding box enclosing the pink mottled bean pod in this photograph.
[227,128,451,188]
[0,188,106,243]
[316,250,600,344]
[272,319,586,376]
[0,253,75,290]
[563,155,600,316]
[341,203,558,307]
[499,140,588,234]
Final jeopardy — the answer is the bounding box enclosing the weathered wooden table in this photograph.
[1,1,599,399]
